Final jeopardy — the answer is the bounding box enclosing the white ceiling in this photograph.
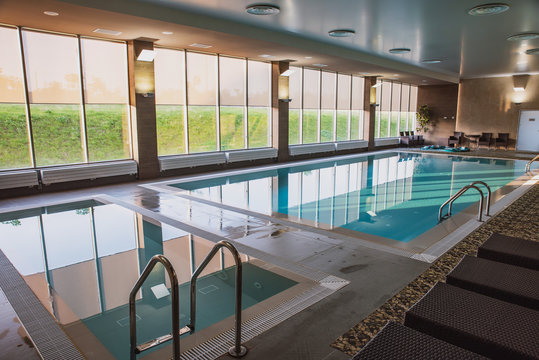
[135,0,539,78]
[2,0,539,84]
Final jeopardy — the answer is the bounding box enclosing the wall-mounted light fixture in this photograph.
[279,69,291,102]
[512,74,529,104]
[137,49,156,62]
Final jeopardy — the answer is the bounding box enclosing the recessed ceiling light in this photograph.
[507,33,539,41]
[189,43,212,49]
[525,48,539,55]
[246,4,280,15]
[422,80,428,82]
[389,48,411,54]
[422,59,443,64]
[393,74,399,76]
[468,3,509,16]
[514,87,525,92]
[359,72,371,75]
[43,11,59,16]
[313,63,328,67]
[259,54,275,58]
[328,29,355,38]
[93,28,122,36]
[162,31,173,35]
[304,56,312,59]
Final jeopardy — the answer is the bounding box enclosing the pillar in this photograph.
[127,39,160,179]
[271,61,290,162]
[363,76,377,151]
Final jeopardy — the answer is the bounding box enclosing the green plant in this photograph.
[416,104,432,133]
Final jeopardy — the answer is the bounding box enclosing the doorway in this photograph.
[517,110,539,152]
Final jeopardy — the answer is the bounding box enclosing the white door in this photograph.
[517,110,539,152]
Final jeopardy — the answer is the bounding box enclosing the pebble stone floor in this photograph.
[331,183,539,356]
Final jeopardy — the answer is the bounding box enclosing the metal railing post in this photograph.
[439,183,487,222]
[189,240,247,358]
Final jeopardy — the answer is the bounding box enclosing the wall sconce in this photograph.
[278,71,291,102]
[370,82,380,105]
[512,74,529,103]
[136,49,156,62]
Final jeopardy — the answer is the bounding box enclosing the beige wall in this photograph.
[417,84,459,145]
[456,75,539,148]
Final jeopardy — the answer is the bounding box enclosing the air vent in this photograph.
[93,28,122,36]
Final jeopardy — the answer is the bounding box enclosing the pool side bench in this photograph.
[446,255,539,310]
[351,321,486,360]
[404,282,539,360]
[478,232,539,270]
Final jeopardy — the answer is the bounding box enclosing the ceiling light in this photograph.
[422,80,428,82]
[514,87,525,92]
[393,74,399,76]
[93,28,122,36]
[304,56,312,59]
[162,31,173,35]
[43,11,59,16]
[468,3,509,16]
[280,69,294,76]
[313,63,328,67]
[189,43,212,48]
[422,59,443,64]
[389,48,411,54]
[507,33,539,41]
[358,72,371,76]
[137,49,156,62]
[525,48,539,55]
[372,83,382,88]
[259,54,275,58]
[246,4,280,15]
[328,29,355,38]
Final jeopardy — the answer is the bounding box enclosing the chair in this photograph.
[400,132,415,147]
[495,133,509,150]
[447,131,463,147]
[477,132,492,149]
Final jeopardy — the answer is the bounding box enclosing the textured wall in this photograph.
[456,75,539,149]
[417,84,459,145]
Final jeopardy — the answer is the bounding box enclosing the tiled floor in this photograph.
[0,288,40,360]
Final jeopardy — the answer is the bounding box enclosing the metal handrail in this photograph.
[525,154,539,173]
[129,255,182,360]
[189,241,247,358]
[439,185,484,222]
[449,181,491,217]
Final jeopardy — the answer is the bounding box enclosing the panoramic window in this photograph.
[154,48,186,156]
[186,52,217,153]
[320,71,336,142]
[81,38,129,162]
[23,30,84,166]
[375,80,418,138]
[247,60,270,148]
[219,56,245,150]
[390,82,401,137]
[336,74,351,141]
[0,26,31,170]
[302,68,320,144]
[351,76,365,140]
[288,66,301,145]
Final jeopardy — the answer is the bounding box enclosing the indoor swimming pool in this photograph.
[0,198,317,359]
[165,152,527,244]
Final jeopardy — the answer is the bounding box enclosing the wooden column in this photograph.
[271,61,290,162]
[363,76,377,150]
[127,39,160,180]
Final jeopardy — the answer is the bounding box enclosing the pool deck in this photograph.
[0,148,537,360]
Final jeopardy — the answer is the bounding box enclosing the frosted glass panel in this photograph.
[288,66,301,109]
[247,60,270,107]
[351,76,364,110]
[155,48,185,105]
[186,52,216,106]
[220,56,245,106]
[337,74,351,110]
[380,81,391,111]
[391,82,401,112]
[303,68,319,109]
[321,71,336,109]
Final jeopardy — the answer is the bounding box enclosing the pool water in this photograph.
[172,152,526,242]
[0,200,297,359]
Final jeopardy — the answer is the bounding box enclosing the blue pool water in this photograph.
[0,200,297,359]
[172,152,526,242]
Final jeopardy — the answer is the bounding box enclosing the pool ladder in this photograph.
[525,154,539,174]
[438,181,491,222]
[129,240,247,360]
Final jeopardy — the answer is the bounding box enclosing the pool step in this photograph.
[136,325,192,353]
[404,282,539,359]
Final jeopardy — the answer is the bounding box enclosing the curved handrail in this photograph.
[129,255,180,360]
[189,241,247,358]
[439,185,484,222]
[449,181,491,217]
[525,154,539,173]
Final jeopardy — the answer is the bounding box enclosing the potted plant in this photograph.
[416,104,431,133]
